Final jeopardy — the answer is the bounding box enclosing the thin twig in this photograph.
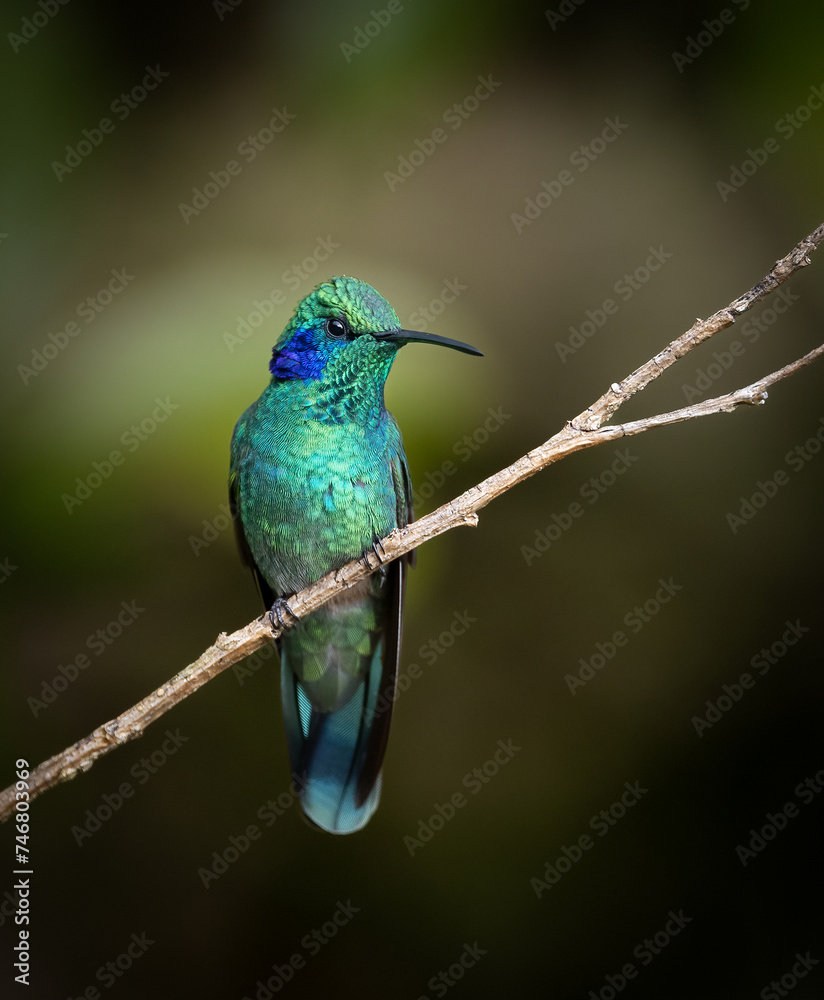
[4,223,823,822]
[572,221,824,431]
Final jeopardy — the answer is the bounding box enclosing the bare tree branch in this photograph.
[572,221,824,431]
[5,222,824,823]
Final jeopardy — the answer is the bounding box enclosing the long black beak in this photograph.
[374,328,483,357]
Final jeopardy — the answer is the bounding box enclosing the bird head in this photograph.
[269,276,481,391]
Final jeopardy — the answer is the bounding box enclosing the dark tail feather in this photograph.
[280,561,404,834]
[281,642,385,833]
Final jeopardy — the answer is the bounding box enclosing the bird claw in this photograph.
[270,598,300,631]
[360,539,387,578]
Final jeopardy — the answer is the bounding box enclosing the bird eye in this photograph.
[325,317,349,340]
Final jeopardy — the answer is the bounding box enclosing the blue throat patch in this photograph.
[270,328,328,380]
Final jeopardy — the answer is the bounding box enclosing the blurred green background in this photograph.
[3,1,823,997]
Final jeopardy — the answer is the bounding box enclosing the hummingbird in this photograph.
[229,276,481,834]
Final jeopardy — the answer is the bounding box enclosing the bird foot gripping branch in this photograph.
[268,598,301,632]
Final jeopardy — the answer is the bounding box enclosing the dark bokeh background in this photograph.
[3,2,823,997]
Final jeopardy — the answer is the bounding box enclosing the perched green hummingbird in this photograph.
[229,276,481,834]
